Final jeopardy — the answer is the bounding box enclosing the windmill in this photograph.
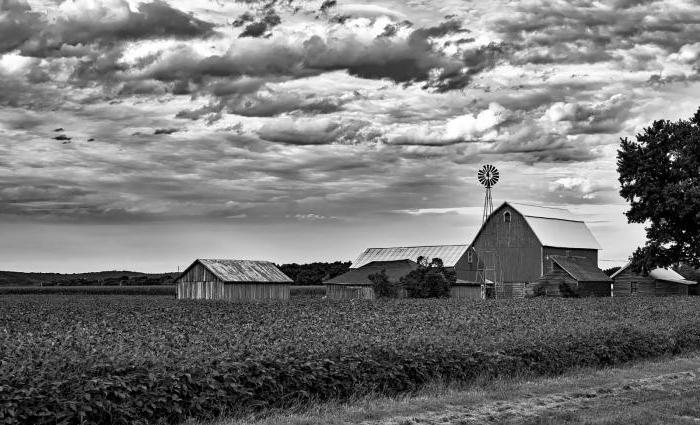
[477,164,499,224]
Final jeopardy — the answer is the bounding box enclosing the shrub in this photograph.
[368,270,399,298]
[400,257,453,298]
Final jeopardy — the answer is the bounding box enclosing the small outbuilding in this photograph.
[175,259,292,301]
[611,263,697,297]
[533,255,611,297]
[325,259,417,300]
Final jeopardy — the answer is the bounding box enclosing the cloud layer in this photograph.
[1,0,698,269]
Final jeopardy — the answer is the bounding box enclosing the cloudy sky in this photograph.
[1,0,699,273]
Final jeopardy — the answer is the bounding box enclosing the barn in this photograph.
[533,255,611,297]
[611,263,697,297]
[462,202,602,297]
[175,259,292,301]
[326,245,478,300]
[325,259,417,300]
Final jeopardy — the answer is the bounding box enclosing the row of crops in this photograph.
[2,295,700,424]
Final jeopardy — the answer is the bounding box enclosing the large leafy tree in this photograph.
[617,108,700,271]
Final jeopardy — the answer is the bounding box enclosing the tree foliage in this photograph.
[368,270,399,298]
[399,257,454,298]
[617,108,700,271]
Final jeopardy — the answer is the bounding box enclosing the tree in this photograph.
[368,270,399,298]
[617,108,700,271]
[399,257,454,298]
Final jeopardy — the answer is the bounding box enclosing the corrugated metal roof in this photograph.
[508,202,579,221]
[326,260,418,285]
[196,259,292,283]
[550,255,611,282]
[504,202,602,250]
[649,268,697,285]
[350,245,468,269]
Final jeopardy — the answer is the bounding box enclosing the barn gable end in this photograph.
[464,202,601,284]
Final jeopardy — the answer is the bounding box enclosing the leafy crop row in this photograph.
[1,296,699,424]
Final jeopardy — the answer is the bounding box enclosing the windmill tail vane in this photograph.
[478,164,499,224]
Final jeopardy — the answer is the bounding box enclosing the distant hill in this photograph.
[0,270,177,286]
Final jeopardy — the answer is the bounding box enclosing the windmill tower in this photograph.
[476,164,501,298]
[477,164,499,224]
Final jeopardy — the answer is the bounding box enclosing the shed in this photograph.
[533,255,611,297]
[175,259,292,301]
[325,259,417,300]
[611,263,697,297]
[463,202,602,287]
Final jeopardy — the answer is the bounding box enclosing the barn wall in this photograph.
[177,280,225,300]
[453,255,471,282]
[221,283,289,301]
[543,248,598,273]
[655,280,689,296]
[612,268,657,297]
[450,285,482,300]
[326,284,375,300]
[464,205,543,283]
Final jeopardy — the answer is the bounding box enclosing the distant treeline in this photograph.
[0,270,177,287]
[276,261,351,285]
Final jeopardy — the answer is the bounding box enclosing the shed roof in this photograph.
[180,259,292,283]
[550,255,612,282]
[350,245,468,269]
[611,262,696,285]
[326,260,418,285]
[505,202,602,250]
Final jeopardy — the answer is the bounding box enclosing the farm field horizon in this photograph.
[2,295,700,424]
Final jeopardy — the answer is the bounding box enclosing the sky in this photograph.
[1,0,700,273]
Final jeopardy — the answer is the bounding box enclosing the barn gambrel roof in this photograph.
[500,202,602,250]
[350,245,468,269]
[178,259,292,283]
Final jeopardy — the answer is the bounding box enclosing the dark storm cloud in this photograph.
[143,19,488,94]
[0,0,42,54]
[16,0,215,58]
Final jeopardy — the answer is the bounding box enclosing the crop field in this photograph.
[2,296,700,425]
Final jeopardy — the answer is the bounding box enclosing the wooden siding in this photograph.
[177,262,223,284]
[535,265,610,297]
[450,285,482,300]
[613,267,690,297]
[543,248,598,274]
[177,282,289,301]
[464,205,543,283]
[326,284,375,300]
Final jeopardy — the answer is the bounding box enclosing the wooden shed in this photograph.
[611,263,697,297]
[462,202,602,292]
[450,280,483,300]
[175,259,292,301]
[533,255,611,297]
[325,259,417,300]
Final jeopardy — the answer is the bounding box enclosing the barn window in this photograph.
[467,250,473,263]
[630,281,638,295]
[504,211,511,223]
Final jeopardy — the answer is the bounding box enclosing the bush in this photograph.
[400,257,453,298]
[368,270,399,298]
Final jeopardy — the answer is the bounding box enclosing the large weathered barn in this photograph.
[175,259,292,301]
[533,255,611,297]
[326,245,478,300]
[463,202,602,287]
[611,263,697,297]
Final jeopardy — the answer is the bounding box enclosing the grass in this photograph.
[200,352,700,425]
